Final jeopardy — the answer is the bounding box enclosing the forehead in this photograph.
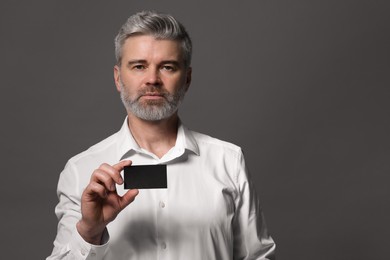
[122,35,184,62]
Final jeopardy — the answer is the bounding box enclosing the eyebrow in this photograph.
[126,59,182,67]
[126,60,147,67]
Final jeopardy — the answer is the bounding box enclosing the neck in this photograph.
[127,112,179,158]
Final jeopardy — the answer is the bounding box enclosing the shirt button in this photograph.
[80,249,87,256]
[90,252,96,257]
[161,242,167,249]
[159,201,165,208]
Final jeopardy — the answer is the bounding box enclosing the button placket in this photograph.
[80,248,87,257]
[156,189,168,259]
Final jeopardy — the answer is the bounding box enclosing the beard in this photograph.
[119,79,186,121]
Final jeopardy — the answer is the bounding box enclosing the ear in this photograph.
[185,67,192,92]
[113,65,121,92]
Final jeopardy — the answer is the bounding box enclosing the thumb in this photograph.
[119,189,139,210]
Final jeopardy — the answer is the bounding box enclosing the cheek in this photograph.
[165,75,187,89]
[120,78,140,93]
[121,75,136,86]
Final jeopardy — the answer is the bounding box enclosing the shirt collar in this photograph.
[117,117,199,161]
[176,120,200,156]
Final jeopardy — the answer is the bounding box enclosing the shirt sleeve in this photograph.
[232,150,276,260]
[46,161,110,260]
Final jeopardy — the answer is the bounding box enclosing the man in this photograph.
[47,11,275,260]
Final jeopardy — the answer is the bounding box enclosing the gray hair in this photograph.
[114,11,192,68]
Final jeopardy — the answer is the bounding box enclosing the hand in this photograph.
[76,160,139,244]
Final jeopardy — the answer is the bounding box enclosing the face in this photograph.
[114,35,191,121]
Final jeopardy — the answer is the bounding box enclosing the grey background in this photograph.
[1,0,389,259]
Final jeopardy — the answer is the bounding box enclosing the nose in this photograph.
[145,67,162,86]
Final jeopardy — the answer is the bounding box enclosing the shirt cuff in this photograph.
[69,227,110,259]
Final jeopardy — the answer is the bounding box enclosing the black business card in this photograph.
[124,165,167,189]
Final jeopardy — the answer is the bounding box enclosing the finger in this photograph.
[113,160,132,172]
[85,182,107,199]
[112,160,132,184]
[91,169,117,192]
[99,163,123,186]
[119,189,139,210]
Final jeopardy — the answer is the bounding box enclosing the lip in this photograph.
[141,93,164,100]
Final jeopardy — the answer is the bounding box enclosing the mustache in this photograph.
[136,87,170,99]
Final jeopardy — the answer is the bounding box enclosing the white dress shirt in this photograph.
[47,118,275,260]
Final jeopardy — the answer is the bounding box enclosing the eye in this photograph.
[132,64,146,70]
[162,65,177,72]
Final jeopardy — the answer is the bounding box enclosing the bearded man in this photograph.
[47,11,275,260]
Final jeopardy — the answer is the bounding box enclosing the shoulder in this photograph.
[189,129,243,158]
[185,128,250,189]
[67,132,119,168]
[57,132,121,196]
[59,132,120,190]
